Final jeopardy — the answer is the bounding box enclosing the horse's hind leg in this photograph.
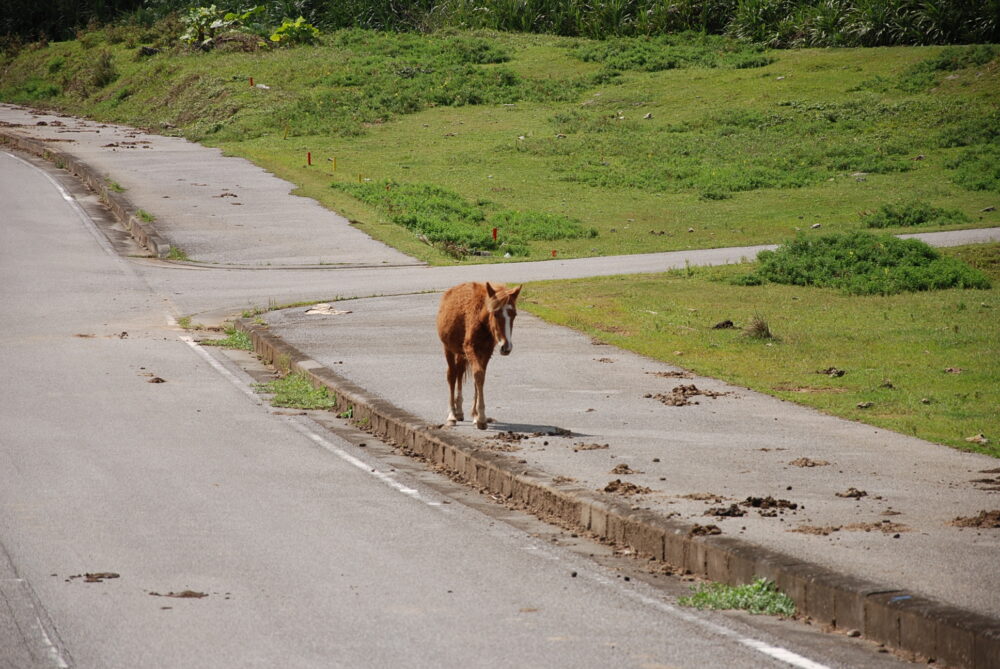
[445,351,466,425]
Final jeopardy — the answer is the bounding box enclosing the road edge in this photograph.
[238,317,1000,669]
[1,130,171,258]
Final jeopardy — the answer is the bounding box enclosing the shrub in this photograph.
[490,210,596,242]
[862,201,971,229]
[269,16,320,45]
[741,231,991,295]
[947,145,1000,192]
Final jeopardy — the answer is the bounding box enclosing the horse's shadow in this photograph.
[487,421,592,439]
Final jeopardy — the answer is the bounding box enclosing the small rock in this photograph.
[643,112,653,119]
[811,223,822,229]
[982,206,996,212]
[856,401,873,409]
[712,319,735,330]
[966,434,989,445]
[846,629,861,638]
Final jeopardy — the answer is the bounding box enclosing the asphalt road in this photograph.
[0,142,925,666]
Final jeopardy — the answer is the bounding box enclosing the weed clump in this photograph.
[947,145,1000,192]
[573,33,773,72]
[679,578,795,617]
[862,201,970,229]
[256,372,335,410]
[737,232,991,295]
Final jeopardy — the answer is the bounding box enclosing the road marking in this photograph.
[0,578,71,668]
[5,151,116,258]
[178,335,440,507]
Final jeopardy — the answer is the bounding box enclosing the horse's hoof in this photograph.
[486,417,495,423]
[475,422,487,430]
[455,414,464,422]
[446,418,457,426]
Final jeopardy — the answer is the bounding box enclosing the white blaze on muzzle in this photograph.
[499,304,514,355]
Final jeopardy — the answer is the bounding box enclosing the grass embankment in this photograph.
[521,242,1000,456]
[1,30,998,263]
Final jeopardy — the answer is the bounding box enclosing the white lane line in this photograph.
[741,639,833,669]
[178,335,440,507]
[5,151,116,258]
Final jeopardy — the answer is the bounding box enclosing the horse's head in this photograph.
[485,282,522,356]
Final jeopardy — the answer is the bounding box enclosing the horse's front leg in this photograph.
[471,368,487,430]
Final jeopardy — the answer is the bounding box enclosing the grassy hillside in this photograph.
[2,28,998,263]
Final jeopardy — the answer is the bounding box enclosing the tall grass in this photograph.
[9,1,993,54]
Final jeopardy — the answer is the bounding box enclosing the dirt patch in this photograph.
[835,487,868,499]
[818,367,846,377]
[951,510,1000,528]
[610,463,643,475]
[680,492,727,502]
[490,431,530,443]
[773,383,848,394]
[573,442,609,452]
[603,479,652,496]
[705,504,745,518]
[689,524,722,536]
[67,572,120,583]
[791,522,909,535]
[646,370,694,379]
[149,590,209,599]
[789,458,831,467]
[645,384,732,407]
[843,522,909,533]
[741,496,798,517]
[790,525,840,536]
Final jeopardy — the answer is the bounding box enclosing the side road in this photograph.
[3,103,1000,668]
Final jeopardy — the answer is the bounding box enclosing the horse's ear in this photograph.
[485,282,497,298]
[509,285,522,303]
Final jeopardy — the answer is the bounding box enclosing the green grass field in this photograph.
[2,27,997,453]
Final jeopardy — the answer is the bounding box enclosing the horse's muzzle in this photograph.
[500,342,512,356]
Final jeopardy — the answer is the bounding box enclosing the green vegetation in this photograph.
[522,243,1000,456]
[255,372,336,409]
[332,180,595,257]
[679,578,796,617]
[136,208,155,222]
[200,326,253,350]
[166,246,190,261]
[737,232,991,295]
[862,201,970,229]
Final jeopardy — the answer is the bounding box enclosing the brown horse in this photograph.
[436,282,522,429]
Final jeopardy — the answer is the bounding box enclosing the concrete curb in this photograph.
[239,318,1000,668]
[1,130,171,258]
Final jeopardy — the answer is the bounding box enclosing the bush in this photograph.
[862,201,970,229]
[269,16,320,45]
[741,231,991,295]
[947,145,1000,192]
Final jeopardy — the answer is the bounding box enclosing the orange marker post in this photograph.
[492,227,498,241]
[307,151,312,166]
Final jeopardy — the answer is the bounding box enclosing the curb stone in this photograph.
[239,317,1000,669]
[0,130,171,258]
